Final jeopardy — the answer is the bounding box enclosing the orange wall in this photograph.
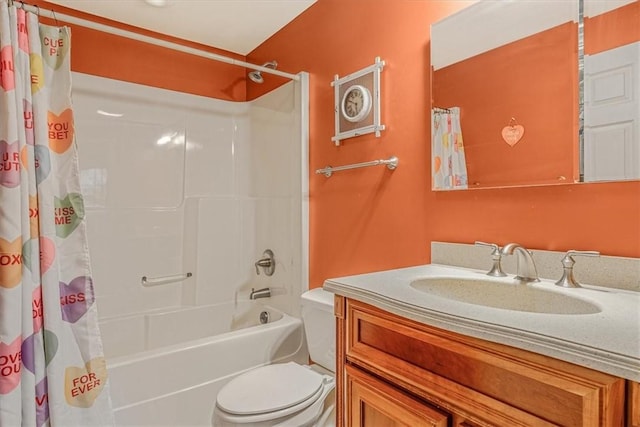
[248,0,640,288]
[433,23,579,187]
[36,0,640,289]
[37,0,247,101]
[585,1,640,54]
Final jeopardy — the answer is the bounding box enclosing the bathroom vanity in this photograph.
[324,261,640,426]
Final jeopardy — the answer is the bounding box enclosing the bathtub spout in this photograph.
[250,287,271,300]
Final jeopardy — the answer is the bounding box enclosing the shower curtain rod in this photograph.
[15,1,300,81]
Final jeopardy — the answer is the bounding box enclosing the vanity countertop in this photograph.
[323,264,640,381]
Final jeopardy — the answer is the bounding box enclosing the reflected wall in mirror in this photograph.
[430,0,639,191]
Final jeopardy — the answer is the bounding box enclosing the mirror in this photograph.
[430,0,639,191]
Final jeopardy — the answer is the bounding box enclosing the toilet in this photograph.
[213,288,336,427]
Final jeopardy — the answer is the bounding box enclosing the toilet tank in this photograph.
[301,288,335,373]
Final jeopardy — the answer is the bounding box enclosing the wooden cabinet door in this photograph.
[346,364,449,427]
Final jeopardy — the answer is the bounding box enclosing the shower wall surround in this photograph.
[72,72,307,320]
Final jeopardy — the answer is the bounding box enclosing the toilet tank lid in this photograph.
[301,288,334,312]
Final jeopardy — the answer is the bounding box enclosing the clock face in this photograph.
[341,84,372,123]
[345,89,363,117]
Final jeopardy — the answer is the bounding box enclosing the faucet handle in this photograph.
[556,250,600,288]
[475,241,499,252]
[474,241,507,277]
[254,249,275,276]
[561,250,600,266]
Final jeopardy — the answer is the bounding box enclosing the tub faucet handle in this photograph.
[475,241,507,277]
[254,249,275,276]
[555,250,600,288]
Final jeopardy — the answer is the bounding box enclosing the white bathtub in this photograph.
[100,302,305,426]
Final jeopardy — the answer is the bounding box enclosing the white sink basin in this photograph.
[410,278,601,315]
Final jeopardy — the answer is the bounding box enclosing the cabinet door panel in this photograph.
[629,381,640,427]
[346,364,449,427]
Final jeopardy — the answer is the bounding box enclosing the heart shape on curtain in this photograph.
[22,236,56,278]
[0,140,20,188]
[0,337,22,394]
[32,286,44,332]
[36,377,50,427]
[0,237,22,288]
[60,276,95,323]
[23,99,35,145]
[0,46,15,91]
[64,357,108,408]
[54,193,84,238]
[47,109,75,154]
[29,195,39,239]
[41,27,70,70]
[22,329,59,375]
[501,125,525,147]
[35,145,52,185]
[30,53,44,94]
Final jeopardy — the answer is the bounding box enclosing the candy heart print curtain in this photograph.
[0,2,113,425]
[432,107,468,190]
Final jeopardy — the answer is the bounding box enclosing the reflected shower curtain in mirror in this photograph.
[432,107,468,190]
[0,2,113,425]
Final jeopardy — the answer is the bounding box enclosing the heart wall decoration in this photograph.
[502,117,525,147]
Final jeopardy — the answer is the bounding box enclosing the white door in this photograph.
[584,41,639,182]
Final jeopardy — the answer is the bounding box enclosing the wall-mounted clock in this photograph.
[341,84,372,123]
[331,57,385,145]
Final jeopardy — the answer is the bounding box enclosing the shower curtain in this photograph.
[0,2,113,425]
[432,107,468,190]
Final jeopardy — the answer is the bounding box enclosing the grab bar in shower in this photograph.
[315,156,398,178]
[141,272,192,287]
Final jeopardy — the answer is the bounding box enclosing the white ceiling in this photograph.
[47,0,316,55]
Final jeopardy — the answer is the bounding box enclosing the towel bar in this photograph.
[141,272,192,287]
[315,156,398,178]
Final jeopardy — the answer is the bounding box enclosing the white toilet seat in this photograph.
[215,362,335,425]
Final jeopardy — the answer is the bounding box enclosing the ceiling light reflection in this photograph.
[156,132,184,146]
[144,0,168,7]
[97,109,123,118]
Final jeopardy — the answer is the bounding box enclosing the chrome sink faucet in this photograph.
[500,243,540,283]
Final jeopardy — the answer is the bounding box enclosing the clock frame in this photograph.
[331,57,385,145]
